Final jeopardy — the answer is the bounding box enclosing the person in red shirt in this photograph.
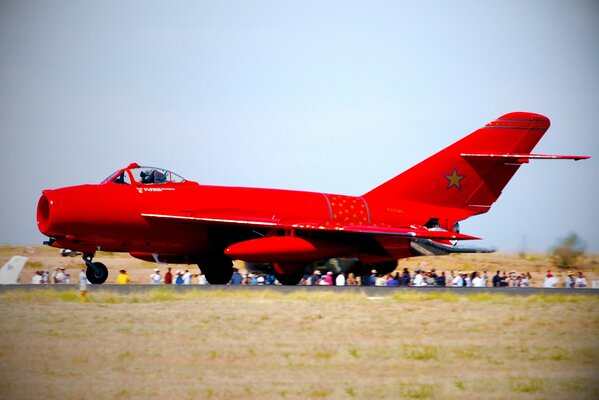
[164,267,173,284]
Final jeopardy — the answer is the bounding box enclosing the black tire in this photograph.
[86,262,108,284]
[275,272,303,286]
[200,258,233,285]
[203,267,233,284]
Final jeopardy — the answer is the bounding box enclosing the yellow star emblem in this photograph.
[445,167,465,189]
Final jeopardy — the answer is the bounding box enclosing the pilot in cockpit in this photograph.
[140,170,154,184]
[140,169,167,184]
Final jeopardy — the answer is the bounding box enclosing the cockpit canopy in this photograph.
[102,163,186,185]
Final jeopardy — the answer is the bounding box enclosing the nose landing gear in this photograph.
[83,254,109,284]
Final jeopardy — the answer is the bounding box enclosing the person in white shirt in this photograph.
[79,269,89,302]
[31,271,42,284]
[543,270,559,288]
[54,268,66,284]
[150,269,162,284]
[452,273,464,287]
[335,272,346,286]
[471,272,484,287]
[412,270,426,286]
[464,274,472,287]
[375,275,387,286]
[196,274,208,285]
[182,270,192,285]
[575,272,587,288]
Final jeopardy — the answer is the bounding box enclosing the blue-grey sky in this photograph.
[1,0,597,252]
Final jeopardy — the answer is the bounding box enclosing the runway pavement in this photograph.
[1,284,597,296]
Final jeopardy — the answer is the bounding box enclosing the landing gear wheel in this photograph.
[86,262,108,284]
[203,266,233,285]
[199,256,233,285]
[275,272,304,286]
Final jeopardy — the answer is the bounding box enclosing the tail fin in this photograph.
[0,256,28,284]
[364,112,570,226]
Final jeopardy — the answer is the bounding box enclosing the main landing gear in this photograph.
[198,255,233,285]
[83,254,109,284]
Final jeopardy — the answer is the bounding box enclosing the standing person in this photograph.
[575,272,587,288]
[54,267,66,284]
[401,268,411,286]
[508,270,518,287]
[324,271,334,286]
[412,270,425,286]
[369,270,377,286]
[310,271,321,286]
[492,271,501,287]
[452,272,464,287]
[182,269,192,285]
[79,268,88,302]
[175,271,184,285]
[375,274,387,286]
[31,271,43,284]
[435,271,446,287]
[346,273,357,286]
[499,272,508,287]
[164,267,173,285]
[482,270,489,287]
[335,272,346,286]
[464,273,473,287]
[116,269,131,284]
[150,268,162,284]
[565,271,575,288]
[230,268,243,285]
[197,272,208,285]
[447,270,456,286]
[472,272,484,287]
[543,270,559,288]
[520,272,531,287]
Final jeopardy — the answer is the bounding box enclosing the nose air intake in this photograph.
[37,194,51,234]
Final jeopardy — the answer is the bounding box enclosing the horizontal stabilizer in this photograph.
[342,226,480,240]
[410,239,495,256]
[461,153,590,163]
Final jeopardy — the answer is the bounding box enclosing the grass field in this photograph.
[0,289,597,399]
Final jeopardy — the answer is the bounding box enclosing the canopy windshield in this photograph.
[130,166,185,184]
[102,165,186,185]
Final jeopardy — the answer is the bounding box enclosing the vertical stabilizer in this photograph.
[363,112,552,226]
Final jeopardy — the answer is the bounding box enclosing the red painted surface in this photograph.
[36,112,588,281]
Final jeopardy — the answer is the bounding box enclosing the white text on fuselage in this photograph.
[137,187,176,193]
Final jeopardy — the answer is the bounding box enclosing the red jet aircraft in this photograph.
[37,112,588,284]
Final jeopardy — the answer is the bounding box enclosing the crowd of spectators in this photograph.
[30,267,70,284]
[30,265,589,288]
[218,267,589,288]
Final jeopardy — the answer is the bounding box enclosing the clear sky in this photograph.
[1,0,597,252]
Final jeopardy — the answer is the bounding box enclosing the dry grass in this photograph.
[0,289,597,399]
